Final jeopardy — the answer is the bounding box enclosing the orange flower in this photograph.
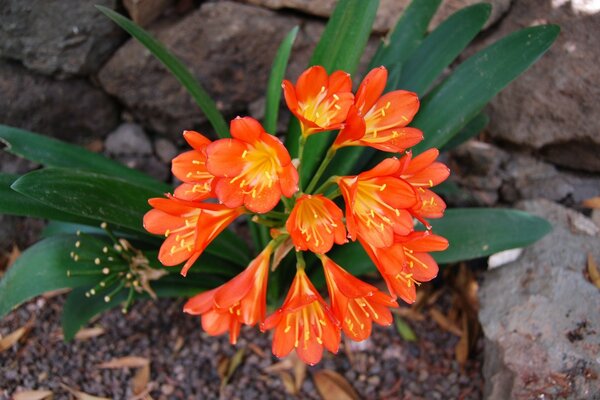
[397,149,450,223]
[171,130,215,201]
[206,117,299,214]
[337,157,418,248]
[361,231,448,303]
[333,66,423,152]
[143,195,244,276]
[282,66,354,136]
[285,194,346,254]
[261,269,340,365]
[321,255,397,342]
[183,246,272,344]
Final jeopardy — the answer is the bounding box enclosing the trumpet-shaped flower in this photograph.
[206,117,299,214]
[171,130,215,201]
[282,66,354,136]
[333,67,423,152]
[286,194,346,254]
[337,158,418,248]
[321,255,397,342]
[143,196,244,276]
[261,269,340,365]
[183,246,272,344]
[397,149,450,222]
[361,231,449,303]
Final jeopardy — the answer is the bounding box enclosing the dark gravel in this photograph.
[1,291,483,399]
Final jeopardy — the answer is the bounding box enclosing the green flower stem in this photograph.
[297,134,307,171]
[305,147,337,194]
[326,187,341,200]
[295,251,306,270]
[313,176,338,196]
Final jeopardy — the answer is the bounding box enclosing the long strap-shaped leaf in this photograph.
[326,208,552,277]
[0,125,170,193]
[285,0,378,188]
[411,24,559,153]
[96,6,229,138]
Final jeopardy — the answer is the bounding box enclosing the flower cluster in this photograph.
[144,65,449,365]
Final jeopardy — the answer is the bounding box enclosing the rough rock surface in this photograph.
[483,0,600,172]
[98,1,316,138]
[0,0,124,77]
[449,141,600,207]
[241,0,512,32]
[479,199,600,399]
[0,61,119,143]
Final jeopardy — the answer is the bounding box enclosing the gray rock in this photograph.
[479,199,600,400]
[104,123,153,156]
[241,0,512,32]
[0,0,125,77]
[123,0,174,27]
[0,61,119,143]
[483,0,600,172]
[98,2,315,138]
[154,137,178,164]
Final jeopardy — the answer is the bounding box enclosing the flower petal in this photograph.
[206,138,247,178]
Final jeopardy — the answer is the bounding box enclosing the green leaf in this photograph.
[412,24,559,153]
[62,287,127,341]
[429,208,552,264]
[0,235,103,318]
[265,26,299,134]
[395,3,491,96]
[395,316,417,341]
[0,173,99,224]
[96,6,229,137]
[0,125,169,193]
[441,112,489,151]
[11,168,160,233]
[285,0,379,186]
[370,0,442,71]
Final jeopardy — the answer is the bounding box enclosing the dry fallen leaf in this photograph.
[429,308,462,337]
[59,383,110,400]
[455,313,470,365]
[220,348,245,389]
[279,371,297,395]
[131,363,151,395]
[74,327,105,341]
[247,342,266,358]
[6,244,21,268]
[582,196,600,209]
[98,356,150,369]
[0,316,34,352]
[587,253,600,289]
[172,336,185,353]
[313,370,360,400]
[13,390,53,400]
[41,288,71,299]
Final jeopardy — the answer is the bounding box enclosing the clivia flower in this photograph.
[171,130,215,202]
[321,255,397,342]
[397,149,450,222]
[337,157,418,248]
[361,231,449,303]
[333,66,423,153]
[261,268,340,365]
[183,246,273,344]
[206,116,299,214]
[143,196,244,276]
[286,194,346,254]
[282,66,354,137]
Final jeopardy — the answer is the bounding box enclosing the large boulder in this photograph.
[98,1,316,138]
[240,0,512,32]
[0,61,120,144]
[483,0,600,172]
[0,0,125,77]
[479,199,600,399]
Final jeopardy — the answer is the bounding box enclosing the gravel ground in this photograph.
[0,286,483,400]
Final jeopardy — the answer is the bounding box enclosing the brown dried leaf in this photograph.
[264,357,294,374]
[248,343,266,358]
[0,317,34,352]
[42,288,71,299]
[172,336,184,353]
[98,356,150,369]
[6,244,21,268]
[313,370,360,400]
[74,327,105,341]
[131,363,151,395]
[221,348,245,388]
[587,253,600,289]
[279,371,297,395]
[582,196,600,209]
[59,384,110,400]
[292,353,306,392]
[217,357,229,381]
[455,313,470,365]
[13,390,53,400]
[429,308,462,337]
